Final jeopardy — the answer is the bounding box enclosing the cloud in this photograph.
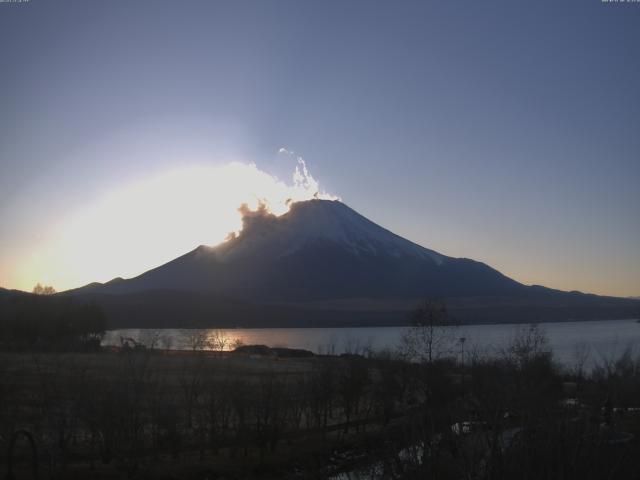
[228,150,339,240]
[278,146,338,204]
[237,201,278,236]
[19,153,339,291]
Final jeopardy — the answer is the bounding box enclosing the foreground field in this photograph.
[2,343,640,479]
[1,349,412,479]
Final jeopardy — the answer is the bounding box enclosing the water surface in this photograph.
[104,319,640,370]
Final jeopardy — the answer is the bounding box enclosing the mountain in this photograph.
[70,199,640,327]
[0,287,30,297]
[76,200,524,300]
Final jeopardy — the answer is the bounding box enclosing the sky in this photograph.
[0,0,639,297]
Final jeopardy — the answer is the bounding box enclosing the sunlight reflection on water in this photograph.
[103,319,640,370]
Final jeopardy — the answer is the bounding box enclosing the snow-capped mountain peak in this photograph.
[73,197,526,303]
[212,200,445,265]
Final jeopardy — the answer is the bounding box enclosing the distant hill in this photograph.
[64,290,640,329]
[0,287,29,297]
[65,199,639,327]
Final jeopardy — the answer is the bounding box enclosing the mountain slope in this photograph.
[76,200,525,301]
[68,199,640,327]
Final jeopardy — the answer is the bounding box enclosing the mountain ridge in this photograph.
[63,199,639,327]
[70,199,525,300]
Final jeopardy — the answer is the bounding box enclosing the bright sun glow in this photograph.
[21,157,337,292]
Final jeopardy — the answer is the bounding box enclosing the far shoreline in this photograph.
[105,316,640,331]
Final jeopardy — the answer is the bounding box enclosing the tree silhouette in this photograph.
[401,298,456,363]
[32,283,56,295]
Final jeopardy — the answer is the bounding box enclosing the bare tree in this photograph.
[139,329,162,350]
[571,341,591,379]
[230,337,245,350]
[182,329,209,352]
[338,356,369,432]
[504,323,550,368]
[32,283,56,295]
[207,330,229,354]
[401,299,456,363]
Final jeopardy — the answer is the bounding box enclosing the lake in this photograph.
[103,318,640,370]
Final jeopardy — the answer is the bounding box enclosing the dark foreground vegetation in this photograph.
[2,298,640,479]
[2,332,640,479]
[0,292,106,351]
